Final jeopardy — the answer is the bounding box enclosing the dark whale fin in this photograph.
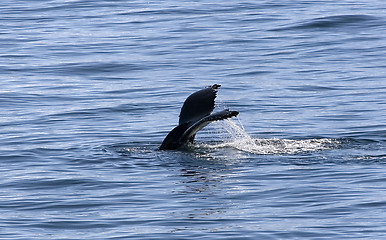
[159,84,239,150]
[179,84,220,125]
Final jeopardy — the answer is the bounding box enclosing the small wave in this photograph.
[205,119,339,155]
[299,15,378,29]
[287,85,341,92]
[274,14,380,31]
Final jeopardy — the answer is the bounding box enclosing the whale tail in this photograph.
[178,84,220,125]
[159,85,239,150]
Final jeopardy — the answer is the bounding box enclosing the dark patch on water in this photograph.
[273,14,382,31]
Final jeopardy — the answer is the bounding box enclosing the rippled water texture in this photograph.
[1,0,386,239]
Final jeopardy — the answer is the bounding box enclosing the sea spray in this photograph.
[207,119,339,154]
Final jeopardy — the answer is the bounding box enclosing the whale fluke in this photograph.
[159,84,239,150]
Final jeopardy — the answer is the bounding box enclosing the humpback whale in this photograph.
[159,84,239,150]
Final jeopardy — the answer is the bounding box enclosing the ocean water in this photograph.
[1,0,386,239]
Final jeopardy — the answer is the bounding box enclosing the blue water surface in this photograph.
[1,0,386,239]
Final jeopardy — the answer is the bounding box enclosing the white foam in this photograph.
[206,119,339,155]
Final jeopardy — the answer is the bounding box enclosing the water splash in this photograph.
[206,119,339,155]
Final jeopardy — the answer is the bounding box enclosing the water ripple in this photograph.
[1,0,386,239]
[274,14,383,31]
